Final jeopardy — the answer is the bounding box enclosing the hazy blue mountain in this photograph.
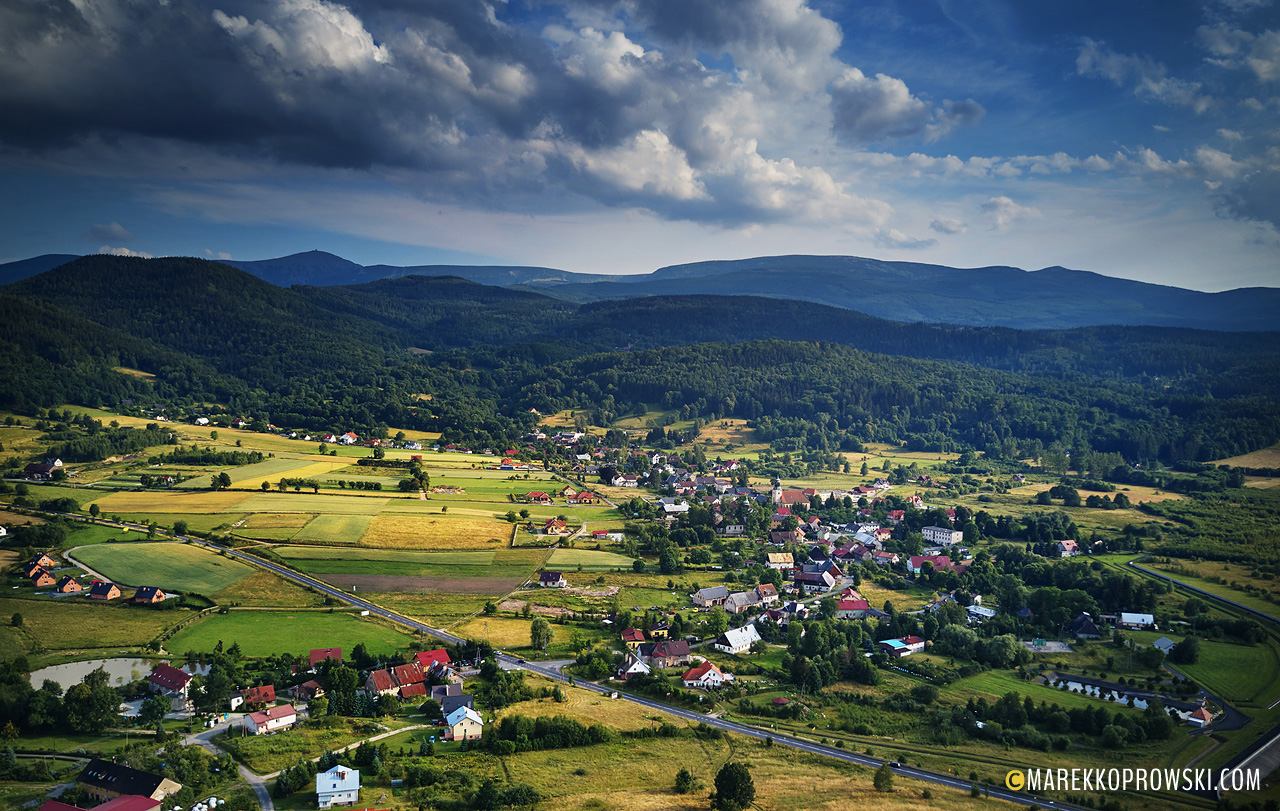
[529,255,1280,331]
[225,250,606,287]
[0,253,79,284]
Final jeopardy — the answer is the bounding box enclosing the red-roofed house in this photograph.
[365,669,397,697]
[415,649,451,671]
[391,663,424,687]
[908,554,952,575]
[244,704,297,735]
[399,682,429,699]
[147,664,191,699]
[309,648,342,669]
[681,661,732,689]
[621,628,646,649]
[288,679,325,702]
[230,684,276,711]
[834,599,870,620]
[1057,539,1080,558]
[541,518,570,536]
[887,509,906,524]
[525,491,552,505]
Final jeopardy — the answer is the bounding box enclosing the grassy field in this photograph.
[859,581,936,612]
[0,596,185,653]
[288,513,371,544]
[361,513,510,550]
[1128,630,1280,705]
[212,571,327,607]
[450,616,603,655]
[174,457,311,490]
[70,542,255,593]
[1143,559,1280,617]
[219,716,407,774]
[545,548,635,571]
[945,669,1144,713]
[1212,442,1280,468]
[165,609,415,657]
[236,492,392,514]
[87,489,251,514]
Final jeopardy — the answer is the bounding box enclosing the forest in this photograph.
[1,255,1277,464]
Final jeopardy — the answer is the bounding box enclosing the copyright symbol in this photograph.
[1006,770,1026,791]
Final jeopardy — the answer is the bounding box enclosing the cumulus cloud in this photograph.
[874,228,936,249]
[85,222,133,243]
[1198,25,1280,81]
[929,217,967,235]
[1076,39,1212,112]
[829,68,983,144]
[97,245,152,257]
[981,196,1040,231]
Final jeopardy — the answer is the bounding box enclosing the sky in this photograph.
[1,0,1278,290]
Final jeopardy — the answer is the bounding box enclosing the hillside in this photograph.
[3,255,1279,460]
[225,250,607,288]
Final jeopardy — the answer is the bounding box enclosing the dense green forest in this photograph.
[1,255,1277,462]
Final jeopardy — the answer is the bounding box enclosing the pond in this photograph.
[1058,679,1149,710]
[29,657,157,690]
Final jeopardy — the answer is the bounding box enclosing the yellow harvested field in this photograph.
[1213,443,1280,468]
[389,426,441,441]
[232,460,350,490]
[451,616,576,647]
[237,492,389,514]
[88,490,250,514]
[499,683,663,731]
[0,510,43,526]
[360,514,511,550]
[1111,484,1184,503]
[1245,476,1280,489]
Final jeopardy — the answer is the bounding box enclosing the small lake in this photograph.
[29,657,156,690]
[1059,679,1149,710]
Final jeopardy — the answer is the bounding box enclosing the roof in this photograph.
[836,599,870,612]
[248,704,296,726]
[681,661,721,681]
[88,581,119,597]
[366,669,394,691]
[692,585,729,601]
[719,625,761,649]
[239,684,276,704]
[539,570,565,581]
[766,552,793,565]
[399,682,428,698]
[132,585,164,600]
[651,639,690,658]
[880,638,909,650]
[1121,612,1155,625]
[309,647,342,666]
[148,664,191,692]
[414,648,451,669]
[1153,636,1176,651]
[78,758,168,797]
[317,765,360,794]
[447,705,483,726]
[909,555,951,569]
[440,694,475,715]
[621,628,646,643]
[1190,707,1214,722]
[391,663,424,685]
[80,798,161,811]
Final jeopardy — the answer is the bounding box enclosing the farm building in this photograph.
[879,636,926,658]
[538,570,568,588]
[714,624,761,654]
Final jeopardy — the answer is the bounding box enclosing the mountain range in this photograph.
[3,250,1276,331]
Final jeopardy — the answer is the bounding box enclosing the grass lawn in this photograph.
[70,542,255,593]
[546,548,636,571]
[61,523,149,546]
[165,609,415,657]
[360,513,511,550]
[1143,559,1280,618]
[365,593,492,627]
[291,513,371,544]
[945,669,1143,713]
[450,616,606,657]
[859,581,935,612]
[219,716,406,774]
[0,596,186,651]
[1128,630,1280,705]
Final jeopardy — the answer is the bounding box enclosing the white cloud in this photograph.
[980,196,1040,231]
[1076,39,1212,113]
[929,217,967,235]
[213,0,390,72]
[874,227,936,249]
[97,245,152,257]
[1219,128,1245,142]
[86,222,133,242]
[1195,145,1246,178]
[1198,25,1280,82]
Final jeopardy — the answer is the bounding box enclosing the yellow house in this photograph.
[447,706,484,741]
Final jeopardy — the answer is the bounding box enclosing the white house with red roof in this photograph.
[338,431,359,445]
[146,664,192,709]
[681,661,732,689]
[243,704,296,735]
[415,648,451,671]
[1057,539,1080,558]
[835,598,870,620]
[908,554,953,575]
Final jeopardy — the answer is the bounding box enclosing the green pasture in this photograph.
[70,542,255,593]
[165,609,415,657]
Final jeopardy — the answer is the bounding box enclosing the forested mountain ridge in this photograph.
[2,255,1278,462]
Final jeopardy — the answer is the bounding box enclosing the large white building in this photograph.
[922,526,963,546]
[316,765,360,809]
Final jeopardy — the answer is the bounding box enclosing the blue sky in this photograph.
[1,0,1277,289]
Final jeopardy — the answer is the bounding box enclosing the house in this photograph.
[541,518,571,536]
[648,621,671,639]
[525,491,552,505]
[834,598,870,620]
[77,758,182,804]
[621,628,646,649]
[399,682,429,699]
[195,417,210,426]
[414,648,451,671]
[647,639,691,668]
[289,679,325,702]
[41,797,160,811]
[429,683,463,704]
[658,498,689,515]
[29,568,56,588]
[922,526,963,546]
[88,581,121,601]
[617,652,651,681]
[440,694,475,717]
[364,669,397,697]
[538,570,568,588]
[316,765,360,809]
[445,706,484,741]
[765,552,794,571]
[1152,636,1176,655]
[1119,612,1155,630]
[338,431,360,445]
[23,561,47,578]
[793,570,835,594]
[309,648,342,669]
[1186,706,1215,728]
[723,591,759,614]
[714,624,761,654]
[690,585,730,607]
[1065,612,1102,639]
[879,636,926,658]
[907,555,952,575]
[1057,539,1080,558]
[24,460,62,480]
[754,583,779,605]
[28,553,56,570]
[244,703,297,735]
[391,663,425,688]
[871,550,899,567]
[54,575,82,594]
[886,509,906,524]
[720,524,746,537]
[131,586,166,605]
[230,684,276,710]
[567,491,599,505]
[681,660,733,689]
[967,605,998,623]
